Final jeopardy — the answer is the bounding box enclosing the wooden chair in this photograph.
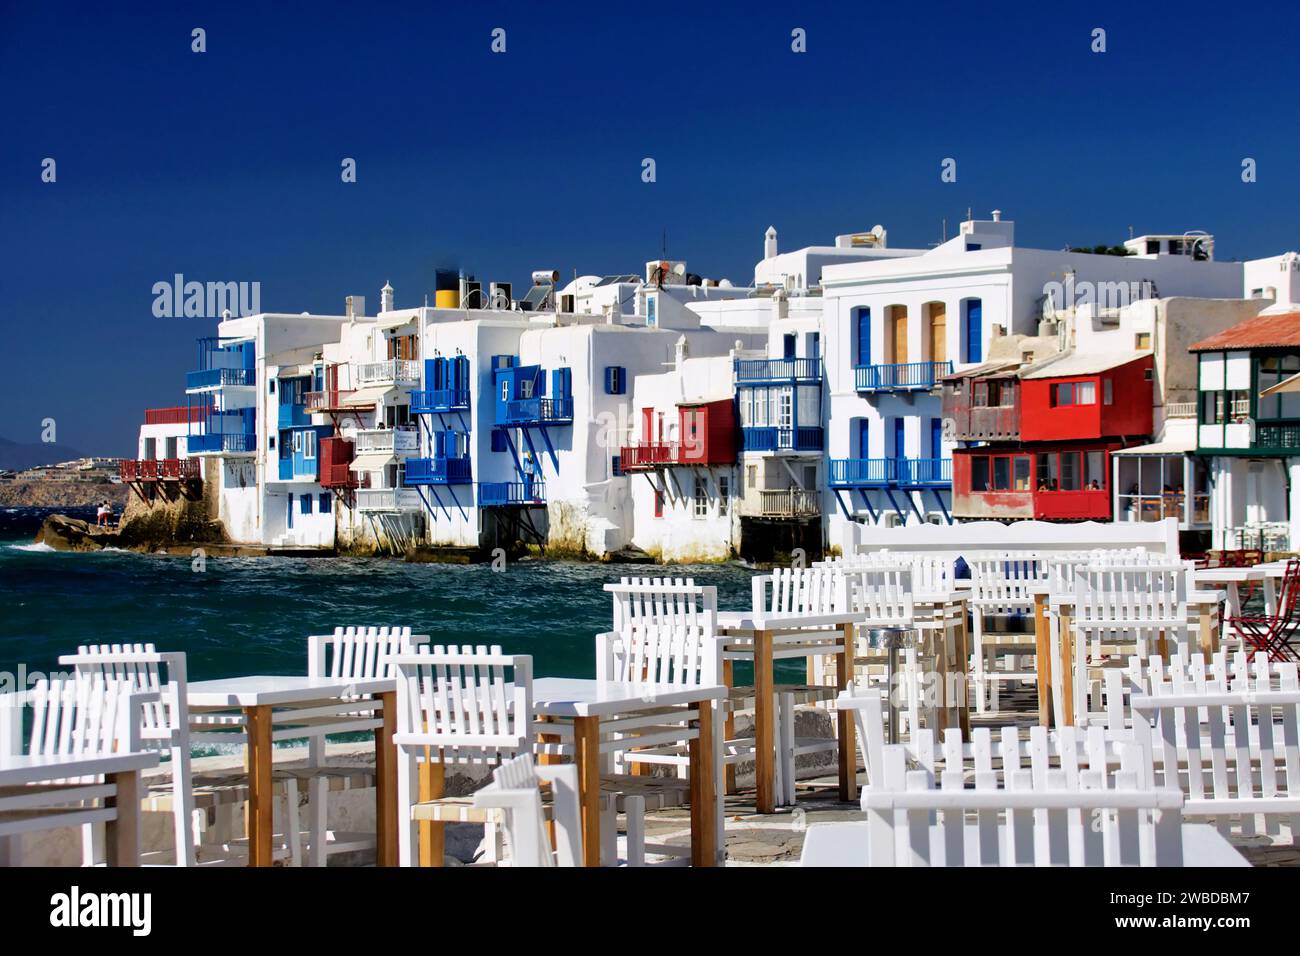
[300,625,428,865]
[801,734,1184,867]
[58,644,305,866]
[389,645,534,867]
[968,553,1047,714]
[0,677,151,866]
[1133,652,1300,844]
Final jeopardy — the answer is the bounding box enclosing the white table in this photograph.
[800,820,1250,866]
[532,677,725,867]
[1194,567,1264,622]
[186,675,398,867]
[716,610,858,814]
[0,751,160,866]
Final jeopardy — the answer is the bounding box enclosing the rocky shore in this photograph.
[0,479,128,509]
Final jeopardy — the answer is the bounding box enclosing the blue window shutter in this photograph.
[857,309,872,366]
[931,417,943,457]
[491,428,508,453]
[966,300,983,364]
[612,455,623,477]
[856,418,870,458]
[319,493,331,512]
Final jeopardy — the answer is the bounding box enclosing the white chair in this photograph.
[389,645,534,867]
[1064,563,1191,726]
[968,552,1047,714]
[802,737,1184,866]
[1133,652,1300,844]
[0,677,149,866]
[300,625,428,866]
[59,644,304,866]
[471,754,585,867]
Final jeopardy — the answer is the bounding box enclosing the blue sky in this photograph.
[2,0,1297,454]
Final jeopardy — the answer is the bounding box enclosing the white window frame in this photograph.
[304,430,317,460]
[694,476,708,519]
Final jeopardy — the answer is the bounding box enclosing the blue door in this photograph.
[965,299,983,364]
[286,495,294,530]
[856,309,871,366]
[893,418,906,482]
[783,334,797,359]
[930,418,944,483]
[857,418,870,459]
[809,332,820,362]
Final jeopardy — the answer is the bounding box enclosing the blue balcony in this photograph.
[405,456,473,485]
[500,397,573,426]
[189,432,256,455]
[829,457,952,488]
[277,457,319,481]
[734,357,822,384]
[478,481,546,506]
[187,367,255,391]
[854,360,952,393]
[741,426,824,453]
[277,401,311,428]
[411,388,471,414]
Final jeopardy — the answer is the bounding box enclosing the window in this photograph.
[971,457,990,492]
[803,464,817,488]
[1135,332,1152,350]
[500,380,509,402]
[1103,379,1113,405]
[1257,355,1300,420]
[718,476,730,516]
[694,477,708,518]
[778,389,793,429]
[319,493,331,512]
[1037,452,1059,491]
[303,430,317,460]
[300,494,312,514]
[518,377,534,400]
[491,428,509,453]
[268,435,276,451]
[1085,451,1105,490]
[647,297,657,327]
[1052,381,1095,406]
[654,485,664,518]
[747,465,757,489]
[611,455,623,478]
[993,457,1010,491]
[292,431,303,453]
[1013,456,1031,491]
[1059,452,1081,491]
[604,366,626,395]
[269,379,276,394]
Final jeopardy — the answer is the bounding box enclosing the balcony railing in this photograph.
[828,457,952,488]
[1254,422,1300,453]
[355,359,420,386]
[276,458,319,482]
[854,360,952,393]
[304,389,355,412]
[122,459,198,482]
[754,488,821,518]
[405,456,473,485]
[354,427,419,455]
[319,461,359,489]
[188,433,256,455]
[144,405,211,426]
[411,388,470,414]
[501,396,574,426]
[478,481,546,506]
[618,442,679,471]
[1165,402,1197,419]
[734,357,822,384]
[741,426,824,453]
[186,367,254,391]
[355,487,422,512]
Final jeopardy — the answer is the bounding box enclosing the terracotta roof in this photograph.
[1189,310,1300,352]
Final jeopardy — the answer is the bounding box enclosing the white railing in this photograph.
[355,487,422,512]
[1164,402,1197,419]
[355,359,420,386]
[753,488,821,517]
[354,427,419,455]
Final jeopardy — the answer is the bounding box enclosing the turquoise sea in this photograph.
[0,507,760,682]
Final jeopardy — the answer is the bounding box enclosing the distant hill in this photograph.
[0,436,88,472]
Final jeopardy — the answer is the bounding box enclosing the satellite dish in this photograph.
[673,262,686,277]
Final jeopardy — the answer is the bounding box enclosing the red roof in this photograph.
[1189,311,1300,352]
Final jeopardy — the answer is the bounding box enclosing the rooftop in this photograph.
[1189,310,1300,352]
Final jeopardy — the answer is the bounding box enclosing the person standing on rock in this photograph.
[97,501,112,527]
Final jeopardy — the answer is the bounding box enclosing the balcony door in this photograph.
[888,306,909,364]
[928,302,946,363]
[856,308,872,366]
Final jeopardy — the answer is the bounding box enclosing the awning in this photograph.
[377,311,420,330]
[342,385,398,407]
[1261,371,1300,396]
[1112,436,1196,456]
[349,453,396,472]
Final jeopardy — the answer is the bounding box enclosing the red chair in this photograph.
[1226,558,1300,662]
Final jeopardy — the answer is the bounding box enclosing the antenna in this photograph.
[941,218,947,242]
[1128,225,1134,239]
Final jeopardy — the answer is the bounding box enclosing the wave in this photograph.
[8,541,56,553]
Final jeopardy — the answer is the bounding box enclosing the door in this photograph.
[286,495,294,530]
[857,418,870,459]
[929,303,946,363]
[893,418,906,483]
[890,306,908,364]
[856,309,871,366]
[809,332,820,362]
[965,299,983,364]
[930,418,943,483]
[783,333,796,359]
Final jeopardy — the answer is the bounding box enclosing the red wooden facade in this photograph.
[1019,356,1152,442]
[942,373,1021,442]
[620,399,737,471]
[952,442,1123,520]
[319,436,358,488]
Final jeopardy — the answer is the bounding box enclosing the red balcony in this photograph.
[144,405,211,426]
[120,459,200,482]
[319,437,359,489]
[618,442,679,471]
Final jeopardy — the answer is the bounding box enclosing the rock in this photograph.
[34,514,121,552]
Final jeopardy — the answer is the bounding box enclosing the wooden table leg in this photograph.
[836,623,856,804]
[105,770,140,867]
[689,699,718,866]
[374,690,398,867]
[955,601,971,738]
[1199,604,1218,658]
[1060,610,1075,728]
[754,629,775,814]
[1033,593,1053,728]
[573,715,601,867]
[244,704,274,867]
[419,754,444,867]
[722,659,736,795]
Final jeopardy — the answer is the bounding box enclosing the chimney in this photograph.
[764,225,778,260]
[345,295,366,319]
[380,281,394,313]
[991,209,1002,222]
